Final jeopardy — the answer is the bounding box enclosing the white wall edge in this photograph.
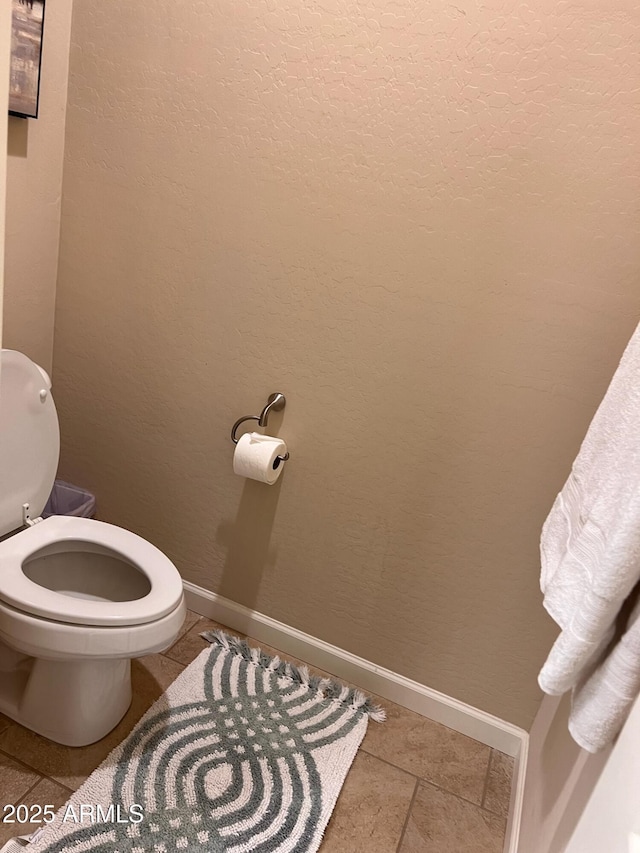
[0,0,11,345]
[184,581,529,853]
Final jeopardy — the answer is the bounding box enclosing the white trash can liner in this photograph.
[42,479,96,518]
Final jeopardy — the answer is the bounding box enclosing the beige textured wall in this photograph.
[53,0,640,727]
[4,0,73,371]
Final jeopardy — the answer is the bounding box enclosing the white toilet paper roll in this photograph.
[233,432,288,485]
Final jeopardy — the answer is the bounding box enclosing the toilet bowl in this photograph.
[0,350,186,746]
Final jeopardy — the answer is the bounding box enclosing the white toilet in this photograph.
[0,349,186,747]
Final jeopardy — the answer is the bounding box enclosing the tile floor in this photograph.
[0,612,514,852]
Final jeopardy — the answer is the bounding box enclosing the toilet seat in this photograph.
[0,515,184,627]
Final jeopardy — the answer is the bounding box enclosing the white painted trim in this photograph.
[505,735,528,853]
[183,581,526,753]
[184,580,529,853]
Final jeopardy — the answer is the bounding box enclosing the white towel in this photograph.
[568,593,640,752]
[538,321,640,751]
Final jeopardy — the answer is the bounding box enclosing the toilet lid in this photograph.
[0,350,60,537]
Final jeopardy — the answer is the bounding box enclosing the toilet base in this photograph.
[0,642,132,746]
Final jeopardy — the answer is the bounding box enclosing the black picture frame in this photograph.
[9,0,46,119]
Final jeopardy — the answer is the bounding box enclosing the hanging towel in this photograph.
[538,321,640,751]
[568,592,640,752]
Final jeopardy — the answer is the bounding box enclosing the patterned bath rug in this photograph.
[26,629,385,853]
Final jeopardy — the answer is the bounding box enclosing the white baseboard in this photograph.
[506,735,528,853]
[183,580,526,753]
[183,580,528,853]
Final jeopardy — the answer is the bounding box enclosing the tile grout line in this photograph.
[34,772,76,798]
[159,630,504,820]
[480,747,493,810]
[160,650,183,665]
[0,617,506,818]
[185,618,497,767]
[0,640,199,817]
[358,747,421,780]
[358,746,490,812]
[11,777,42,807]
[161,646,195,667]
[178,616,499,768]
[0,644,513,851]
[162,623,510,820]
[0,747,47,783]
[159,632,504,819]
[161,615,222,664]
[481,760,516,819]
[162,619,271,668]
[162,621,199,657]
[0,744,77,799]
[395,776,420,853]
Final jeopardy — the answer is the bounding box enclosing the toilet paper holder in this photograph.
[231,393,290,462]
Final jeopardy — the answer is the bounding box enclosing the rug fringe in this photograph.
[201,629,386,722]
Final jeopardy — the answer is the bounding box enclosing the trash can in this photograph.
[42,479,96,519]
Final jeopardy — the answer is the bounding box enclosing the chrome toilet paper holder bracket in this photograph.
[231,392,290,462]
